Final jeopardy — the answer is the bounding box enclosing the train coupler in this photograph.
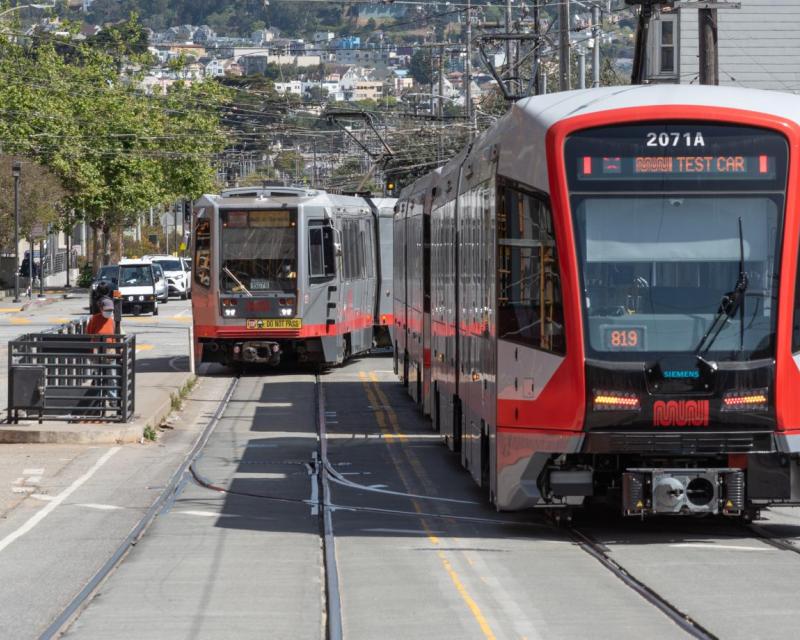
[622,468,745,517]
[233,341,281,366]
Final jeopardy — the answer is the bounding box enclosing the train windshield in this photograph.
[565,123,788,361]
[219,209,297,294]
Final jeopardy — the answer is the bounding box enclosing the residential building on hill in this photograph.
[644,1,800,92]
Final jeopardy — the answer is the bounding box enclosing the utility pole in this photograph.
[533,0,542,95]
[559,0,571,91]
[438,45,444,120]
[465,0,473,138]
[627,0,658,84]
[578,48,586,89]
[65,209,71,289]
[505,0,513,94]
[12,161,20,303]
[592,4,601,87]
[438,45,445,165]
[699,8,719,85]
[38,236,44,298]
[312,138,318,188]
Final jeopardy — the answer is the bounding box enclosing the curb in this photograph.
[141,372,196,434]
[0,423,145,445]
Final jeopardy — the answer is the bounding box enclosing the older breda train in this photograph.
[394,85,800,518]
[192,186,393,367]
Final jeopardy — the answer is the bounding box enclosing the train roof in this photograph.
[199,186,375,212]
[510,84,800,130]
[402,84,800,201]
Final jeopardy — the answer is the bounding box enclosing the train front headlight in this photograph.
[223,308,236,317]
[280,308,292,317]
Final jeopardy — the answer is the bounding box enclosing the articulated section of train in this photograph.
[192,186,394,367]
[395,85,800,518]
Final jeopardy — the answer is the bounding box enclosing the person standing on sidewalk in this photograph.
[87,292,118,414]
[87,294,115,335]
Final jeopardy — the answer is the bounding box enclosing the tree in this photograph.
[0,157,65,252]
[0,22,231,268]
[274,150,304,180]
[305,85,329,103]
[409,49,433,86]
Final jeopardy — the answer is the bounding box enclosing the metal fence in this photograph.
[7,320,136,423]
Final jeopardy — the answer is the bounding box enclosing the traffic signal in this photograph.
[386,178,396,194]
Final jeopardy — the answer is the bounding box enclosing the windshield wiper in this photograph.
[695,217,748,356]
[222,267,253,297]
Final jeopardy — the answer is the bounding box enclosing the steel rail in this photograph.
[38,375,240,640]
[568,525,718,640]
[745,522,800,556]
[316,373,343,640]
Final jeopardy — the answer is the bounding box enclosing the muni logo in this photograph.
[653,400,710,427]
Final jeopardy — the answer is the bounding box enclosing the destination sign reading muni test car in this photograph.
[577,124,778,181]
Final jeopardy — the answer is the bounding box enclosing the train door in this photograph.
[408,208,423,404]
[494,181,566,508]
[393,203,406,379]
[422,206,432,416]
[468,181,496,487]
[460,188,479,472]
[191,202,215,363]
[355,215,372,354]
[453,188,474,458]
[443,200,458,443]
[308,216,338,363]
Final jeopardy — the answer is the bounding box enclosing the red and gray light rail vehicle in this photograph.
[192,186,394,367]
[394,85,800,518]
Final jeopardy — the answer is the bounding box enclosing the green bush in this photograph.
[77,263,94,288]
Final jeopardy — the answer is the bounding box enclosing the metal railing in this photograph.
[7,320,136,423]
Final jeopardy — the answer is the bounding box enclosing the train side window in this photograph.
[309,222,335,281]
[357,228,366,279]
[341,220,351,280]
[194,215,211,288]
[497,185,565,354]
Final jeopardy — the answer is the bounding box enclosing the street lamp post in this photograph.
[12,160,20,303]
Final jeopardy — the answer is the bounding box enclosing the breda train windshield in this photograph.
[219,209,298,295]
[564,123,788,362]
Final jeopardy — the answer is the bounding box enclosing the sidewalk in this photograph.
[0,292,195,444]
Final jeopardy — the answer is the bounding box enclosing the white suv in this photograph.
[143,255,192,300]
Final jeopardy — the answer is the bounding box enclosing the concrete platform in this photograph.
[0,369,194,444]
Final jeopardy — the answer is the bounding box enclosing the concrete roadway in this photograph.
[54,354,800,640]
[0,347,792,638]
[0,292,203,638]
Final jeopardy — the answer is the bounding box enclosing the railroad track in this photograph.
[39,374,241,640]
[315,373,343,640]
[566,525,718,640]
[39,371,345,640]
[36,366,800,640]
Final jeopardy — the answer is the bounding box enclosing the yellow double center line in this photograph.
[358,371,496,640]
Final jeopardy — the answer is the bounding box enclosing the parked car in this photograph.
[142,255,191,300]
[117,259,158,316]
[152,262,169,304]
